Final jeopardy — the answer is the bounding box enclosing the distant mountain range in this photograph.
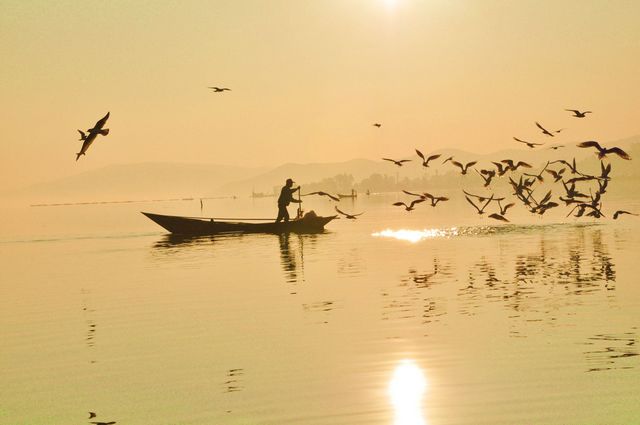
[223,136,640,194]
[7,135,639,203]
[8,162,267,203]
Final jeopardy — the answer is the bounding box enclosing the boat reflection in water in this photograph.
[279,233,299,284]
[278,232,328,286]
[151,232,323,288]
[389,359,428,425]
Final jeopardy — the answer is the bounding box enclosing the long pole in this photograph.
[176,216,276,221]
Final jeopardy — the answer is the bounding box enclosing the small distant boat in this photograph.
[338,189,358,199]
[142,211,337,235]
[251,190,275,198]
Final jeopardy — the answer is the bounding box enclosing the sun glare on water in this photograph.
[372,228,458,243]
[389,360,428,425]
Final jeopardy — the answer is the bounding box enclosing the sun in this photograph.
[383,0,399,10]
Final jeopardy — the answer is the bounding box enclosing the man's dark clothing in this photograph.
[276,205,290,223]
[276,186,299,223]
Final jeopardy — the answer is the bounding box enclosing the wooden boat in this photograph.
[142,211,337,235]
[338,189,358,199]
[250,190,275,198]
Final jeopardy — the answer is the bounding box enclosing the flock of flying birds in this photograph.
[329,109,636,222]
[73,104,636,223]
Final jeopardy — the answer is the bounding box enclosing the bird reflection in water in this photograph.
[389,359,428,425]
[81,289,98,364]
[458,226,617,312]
[382,259,449,325]
[583,329,638,372]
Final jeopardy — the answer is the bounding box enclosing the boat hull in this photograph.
[142,212,336,235]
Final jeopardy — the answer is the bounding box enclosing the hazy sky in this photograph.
[2,0,639,190]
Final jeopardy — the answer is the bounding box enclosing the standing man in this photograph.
[276,178,302,223]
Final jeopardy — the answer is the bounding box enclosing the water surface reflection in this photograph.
[389,360,427,425]
[151,231,329,289]
[459,226,617,318]
[584,329,638,373]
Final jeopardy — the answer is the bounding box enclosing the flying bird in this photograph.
[401,190,448,206]
[551,158,581,175]
[599,160,612,181]
[208,86,231,92]
[488,213,510,223]
[545,168,566,183]
[465,195,493,215]
[534,201,559,216]
[450,160,477,175]
[523,161,549,183]
[568,202,605,219]
[89,412,97,419]
[402,189,425,198]
[559,196,584,206]
[393,199,425,211]
[567,203,588,218]
[373,123,382,128]
[526,190,559,215]
[442,156,454,165]
[90,422,116,425]
[463,190,505,202]
[304,191,340,202]
[596,178,609,195]
[577,141,631,160]
[76,112,110,161]
[565,175,598,185]
[613,210,638,220]
[549,144,565,150]
[565,109,592,118]
[382,158,412,167]
[476,169,496,187]
[415,149,441,167]
[497,199,515,215]
[500,159,532,171]
[513,137,544,149]
[508,175,527,196]
[510,178,537,207]
[335,206,363,219]
[586,208,605,219]
[535,121,563,137]
[491,161,510,176]
[426,194,449,207]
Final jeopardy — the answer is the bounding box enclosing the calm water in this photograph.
[1,194,639,424]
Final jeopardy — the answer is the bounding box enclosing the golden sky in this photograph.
[2,0,639,190]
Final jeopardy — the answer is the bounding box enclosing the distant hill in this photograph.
[6,135,639,203]
[219,144,597,194]
[8,162,267,203]
[220,158,397,194]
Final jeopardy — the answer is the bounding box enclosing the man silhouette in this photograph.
[276,178,302,223]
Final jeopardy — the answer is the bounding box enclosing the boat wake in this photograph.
[372,222,602,243]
